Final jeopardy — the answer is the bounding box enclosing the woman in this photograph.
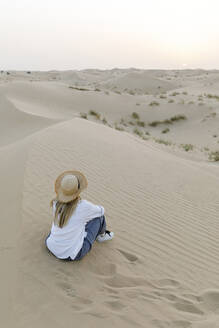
[45,170,114,261]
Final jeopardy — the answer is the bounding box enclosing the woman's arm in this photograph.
[81,200,105,223]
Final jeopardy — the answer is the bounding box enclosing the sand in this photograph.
[1,69,219,327]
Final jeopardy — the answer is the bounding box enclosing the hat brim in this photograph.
[55,170,88,203]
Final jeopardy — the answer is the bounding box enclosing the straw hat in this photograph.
[55,170,88,203]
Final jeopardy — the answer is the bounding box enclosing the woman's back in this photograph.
[46,199,104,259]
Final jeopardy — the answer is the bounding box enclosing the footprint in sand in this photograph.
[152,319,192,328]
[168,289,219,317]
[159,292,199,305]
[105,272,146,288]
[173,301,204,315]
[154,278,181,289]
[56,281,77,297]
[199,289,219,312]
[116,248,139,263]
[57,281,72,291]
[182,293,202,303]
[104,300,126,311]
[70,296,93,312]
[90,262,117,276]
[153,291,178,302]
[74,296,93,305]
[140,292,160,301]
[155,289,204,316]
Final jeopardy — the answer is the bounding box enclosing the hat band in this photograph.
[62,188,78,196]
[77,178,80,190]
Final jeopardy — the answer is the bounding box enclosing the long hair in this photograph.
[50,196,81,228]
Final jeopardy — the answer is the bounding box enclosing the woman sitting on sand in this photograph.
[45,170,114,261]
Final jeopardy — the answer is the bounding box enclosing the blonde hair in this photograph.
[50,196,81,228]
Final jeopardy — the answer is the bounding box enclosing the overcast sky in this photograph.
[1,0,219,70]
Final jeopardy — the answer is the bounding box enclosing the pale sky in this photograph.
[1,0,219,70]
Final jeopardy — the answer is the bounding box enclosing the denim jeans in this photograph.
[45,215,106,261]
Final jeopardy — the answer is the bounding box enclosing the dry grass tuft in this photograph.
[149,101,160,106]
[89,110,101,119]
[132,112,140,119]
[80,112,87,119]
[154,138,172,146]
[180,144,194,152]
[209,151,219,161]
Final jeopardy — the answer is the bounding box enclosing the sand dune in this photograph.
[0,91,57,146]
[0,134,36,326]
[100,71,176,94]
[15,118,219,327]
[1,69,219,327]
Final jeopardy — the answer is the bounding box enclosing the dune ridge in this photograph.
[14,118,219,327]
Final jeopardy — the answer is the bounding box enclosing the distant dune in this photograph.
[100,71,176,94]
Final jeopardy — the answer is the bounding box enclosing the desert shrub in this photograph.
[170,115,187,122]
[168,99,174,103]
[102,117,107,124]
[162,128,170,134]
[206,94,219,101]
[115,124,124,131]
[149,121,160,127]
[154,138,172,146]
[132,112,140,119]
[136,103,140,106]
[145,131,150,135]
[89,110,101,119]
[159,95,167,99]
[137,121,145,127]
[128,90,135,95]
[115,90,121,94]
[149,101,160,106]
[128,121,135,126]
[180,144,194,152]
[104,91,109,95]
[170,92,180,96]
[182,91,188,95]
[188,101,194,105]
[142,136,149,140]
[95,88,101,92]
[69,86,90,91]
[80,112,87,119]
[133,128,143,137]
[209,151,219,161]
[163,119,172,124]
[149,115,186,127]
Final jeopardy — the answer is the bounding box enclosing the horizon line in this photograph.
[1,67,219,72]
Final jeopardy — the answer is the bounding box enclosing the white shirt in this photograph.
[46,199,104,260]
